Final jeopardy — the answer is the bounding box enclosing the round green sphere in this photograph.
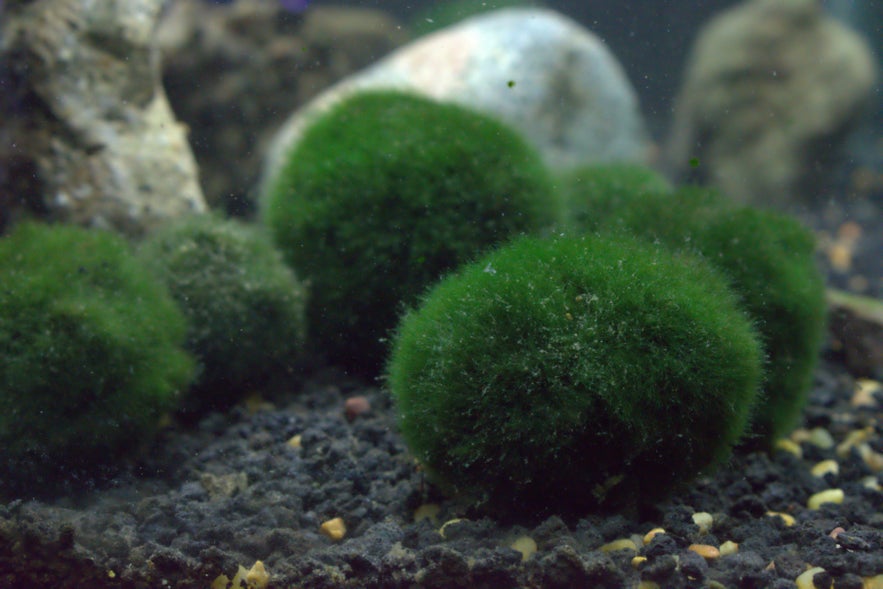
[0,222,194,495]
[262,90,558,376]
[388,234,763,516]
[564,174,827,443]
[138,214,307,415]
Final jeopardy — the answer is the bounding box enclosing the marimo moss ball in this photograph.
[0,222,194,496]
[565,178,827,444]
[139,214,307,415]
[387,234,763,516]
[262,90,558,377]
[556,163,673,231]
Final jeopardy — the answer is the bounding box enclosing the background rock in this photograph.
[158,0,408,215]
[262,7,650,191]
[0,0,206,237]
[665,0,877,209]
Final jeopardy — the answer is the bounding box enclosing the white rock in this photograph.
[263,7,649,188]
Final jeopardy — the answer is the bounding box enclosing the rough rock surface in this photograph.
[158,0,408,215]
[263,7,650,190]
[665,0,877,209]
[0,0,206,236]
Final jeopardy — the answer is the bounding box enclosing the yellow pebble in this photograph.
[862,476,882,492]
[719,540,739,556]
[807,428,835,449]
[688,544,720,560]
[863,574,883,589]
[211,574,231,589]
[811,460,839,478]
[631,556,647,568]
[837,428,874,457]
[107,570,116,578]
[775,438,803,458]
[638,582,661,589]
[858,444,883,473]
[286,434,302,449]
[766,511,796,527]
[692,512,713,535]
[852,379,881,407]
[643,527,666,545]
[808,489,845,510]
[246,561,270,589]
[795,566,826,589]
[438,518,464,539]
[509,536,537,562]
[600,538,637,553]
[413,503,440,524]
[320,517,347,541]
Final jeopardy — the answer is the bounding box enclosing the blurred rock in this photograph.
[0,0,206,237]
[262,7,650,190]
[827,289,883,380]
[158,0,408,215]
[665,0,877,210]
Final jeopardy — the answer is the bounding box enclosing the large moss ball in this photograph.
[262,90,559,376]
[387,234,763,516]
[564,175,827,443]
[0,222,194,495]
[138,214,307,415]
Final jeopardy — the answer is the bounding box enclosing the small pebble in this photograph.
[719,540,739,556]
[631,555,647,568]
[438,518,464,539]
[858,444,883,472]
[807,428,835,449]
[862,476,882,492]
[509,536,537,561]
[766,511,796,527]
[344,396,371,421]
[320,517,347,541]
[807,489,844,510]
[286,434,302,449]
[837,428,874,457]
[413,503,440,524]
[691,512,713,535]
[852,379,881,407]
[688,544,720,560]
[864,574,883,589]
[775,438,803,458]
[795,566,826,589]
[246,561,270,589]
[811,460,839,478]
[829,527,846,539]
[600,538,637,553]
[643,527,666,545]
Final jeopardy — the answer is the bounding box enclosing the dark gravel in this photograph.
[1,342,882,589]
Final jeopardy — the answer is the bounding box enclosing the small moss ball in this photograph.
[0,222,194,495]
[138,214,307,415]
[564,178,827,443]
[556,163,673,232]
[387,234,763,516]
[262,90,559,376]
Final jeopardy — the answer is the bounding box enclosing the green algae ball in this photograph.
[555,162,673,232]
[0,222,194,495]
[387,234,763,516]
[139,214,307,416]
[262,90,559,377]
[564,177,827,444]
